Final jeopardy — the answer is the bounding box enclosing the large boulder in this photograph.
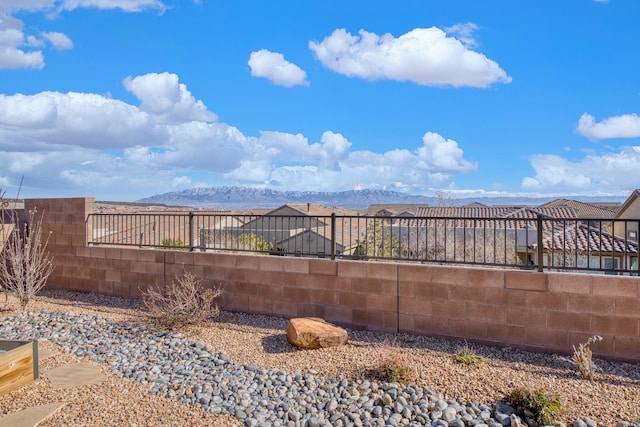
[286,317,348,349]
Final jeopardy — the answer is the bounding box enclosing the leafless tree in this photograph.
[0,206,55,312]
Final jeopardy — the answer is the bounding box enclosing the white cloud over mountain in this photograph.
[248,49,309,87]
[522,146,640,192]
[309,27,511,88]
[0,72,479,198]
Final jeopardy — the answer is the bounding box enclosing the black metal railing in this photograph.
[87,212,640,274]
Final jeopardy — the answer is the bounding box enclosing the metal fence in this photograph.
[87,212,640,274]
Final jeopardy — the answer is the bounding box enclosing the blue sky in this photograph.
[1,0,639,201]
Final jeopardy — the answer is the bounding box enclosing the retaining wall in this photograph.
[26,198,640,362]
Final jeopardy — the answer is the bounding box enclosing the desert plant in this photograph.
[141,271,222,329]
[0,207,54,312]
[369,339,413,383]
[159,238,189,251]
[508,387,562,426]
[572,335,602,380]
[237,233,273,253]
[454,343,483,366]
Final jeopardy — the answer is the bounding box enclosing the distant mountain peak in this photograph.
[136,186,626,210]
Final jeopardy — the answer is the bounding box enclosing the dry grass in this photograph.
[572,335,603,380]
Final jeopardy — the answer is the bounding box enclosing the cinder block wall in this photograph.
[27,198,640,361]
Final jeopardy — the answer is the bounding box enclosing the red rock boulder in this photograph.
[286,317,348,349]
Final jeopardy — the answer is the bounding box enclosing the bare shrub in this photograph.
[141,271,222,330]
[572,335,602,380]
[0,207,55,312]
[368,339,413,383]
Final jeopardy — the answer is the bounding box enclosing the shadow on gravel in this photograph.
[261,333,298,354]
[39,289,142,312]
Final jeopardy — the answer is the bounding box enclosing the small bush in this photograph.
[508,387,562,426]
[572,335,602,380]
[237,233,273,253]
[159,238,189,251]
[142,271,222,330]
[369,339,413,383]
[454,343,483,366]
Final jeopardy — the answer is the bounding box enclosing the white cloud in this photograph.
[59,0,166,13]
[0,27,45,69]
[161,121,248,171]
[576,113,640,141]
[417,132,477,173]
[123,72,217,123]
[0,91,161,149]
[309,27,511,88]
[4,1,166,14]
[248,49,309,88]
[0,0,165,70]
[522,146,640,192]
[40,31,73,50]
[26,35,44,47]
[254,130,350,169]
[225,131,476,191]
[443,23,479,48]
[0,71,478,199]
[315,131,351,170]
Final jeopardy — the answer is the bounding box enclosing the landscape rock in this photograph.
[286,317,348,349]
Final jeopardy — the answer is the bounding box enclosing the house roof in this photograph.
[415,205,519,218]
[360,204,424,216]
[462,202,488,208]
[543,222,638,254]
[538,199,616,219]
[615,189,640,219]
[414,206,576,221]
[271,203,358,217]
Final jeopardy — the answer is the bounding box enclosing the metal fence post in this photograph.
[331,213,336,260]
[189,211,194,252]
[537,214,543,272]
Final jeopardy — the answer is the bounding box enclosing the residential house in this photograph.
[360,204,422,217]
[613,189,640,244]
[398,202,638,273]
[213,204,363,257]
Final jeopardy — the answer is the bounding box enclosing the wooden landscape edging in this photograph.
[0,339,39,395]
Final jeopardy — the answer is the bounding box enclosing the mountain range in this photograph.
[136,186,628,210]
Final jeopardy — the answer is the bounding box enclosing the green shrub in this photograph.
[454,343,483,366]
[159,238,189,251]
[237,233,273,253]
[508,387,562,425]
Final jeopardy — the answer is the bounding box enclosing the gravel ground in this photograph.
[1,290,639,426]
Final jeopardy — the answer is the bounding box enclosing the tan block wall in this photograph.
[29,198,640,362]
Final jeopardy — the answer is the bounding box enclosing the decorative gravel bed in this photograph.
[0,290,639,426]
